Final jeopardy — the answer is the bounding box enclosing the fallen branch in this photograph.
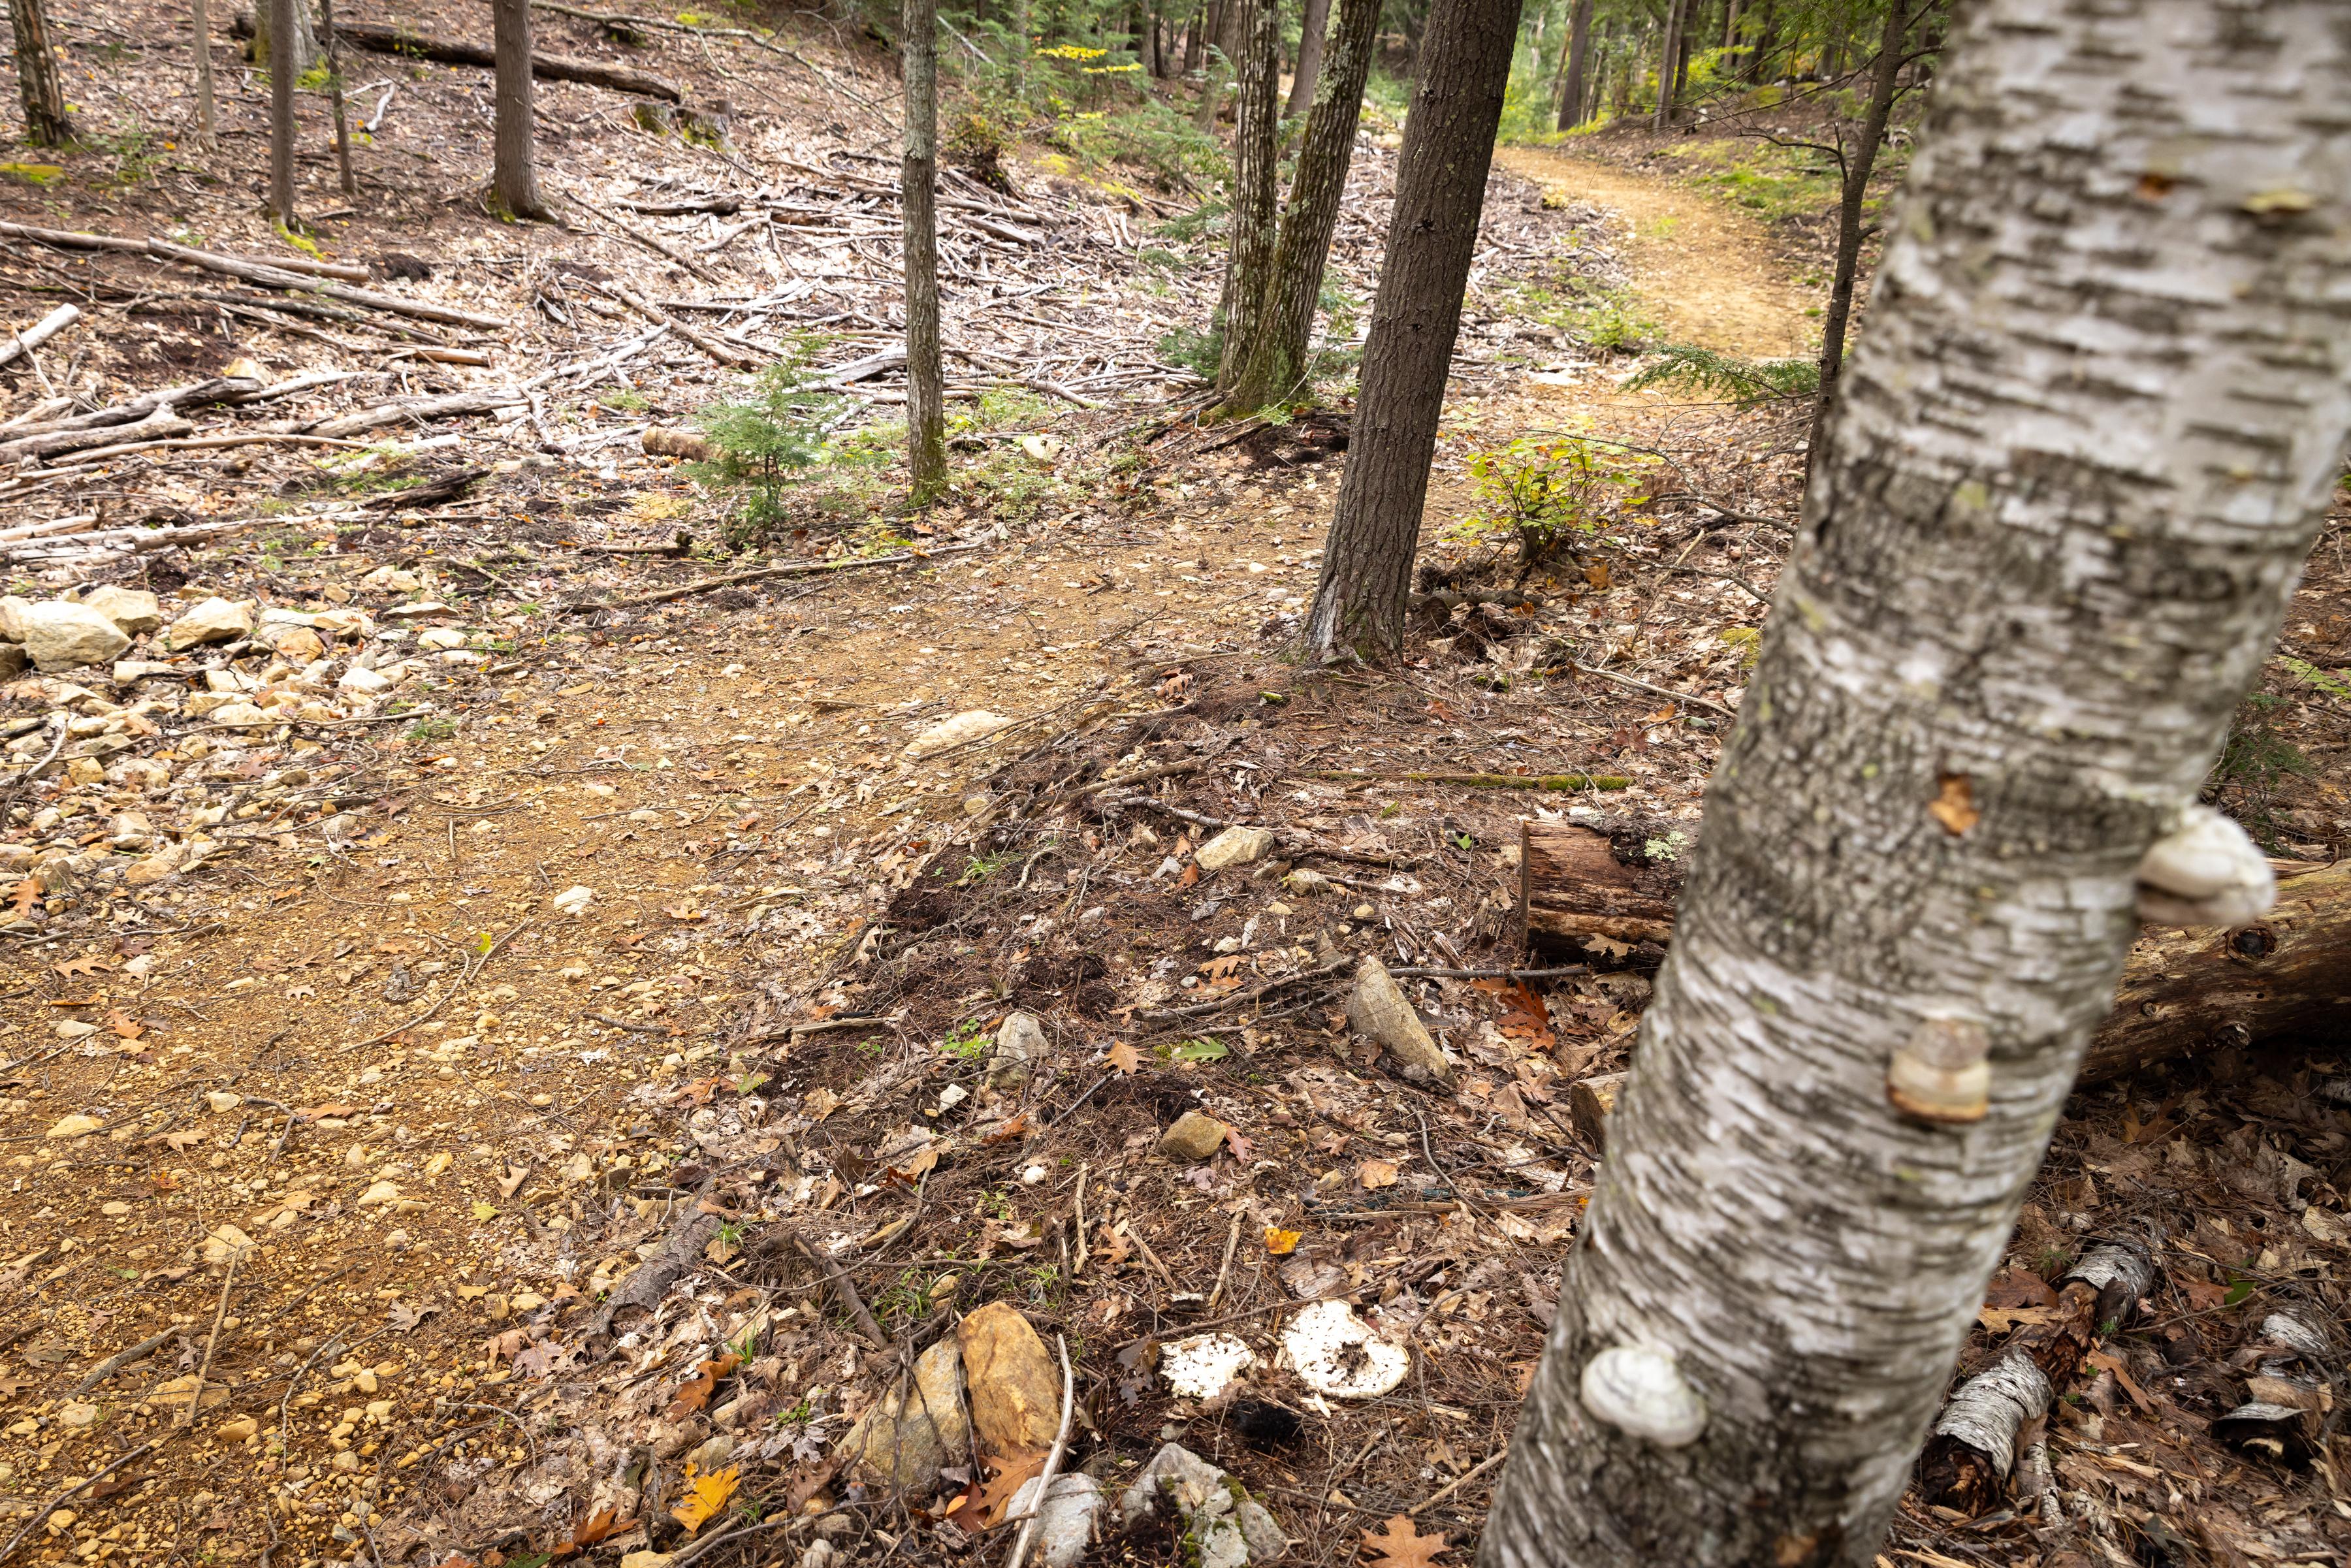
[1305,769,1632,792]
[233,11,684,99]
[565,541,983,611]
[792,1234,889,1347]
[305,388,527,440]
[0,303,81,372]
[596,282,761,368]
[567,194,724,285]
[69,1330,176,1396]
[1558,658,1740,721]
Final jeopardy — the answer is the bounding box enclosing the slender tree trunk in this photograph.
[319,0,356,198]
[1553,0,1589,129]
[1222,0,1378,411]
[1213,0,1281,388]
[1478,5,2351,1564]
[1650,0,1680,129]
[1802,0,1906,472]
[1300,0,1522,660]
[1610,21,1635,113]
[266,0,297,225]
[1746,0,1774,81]
[1012,0,1030,88]
[1182,0,1204,74]
[488,0,551,219]
[251,0,315,77]
[902,0,947,505]
[7,0,72,146]
[1285,0,1330,116]
[189,0,217,148]
[1671,0,1694,104]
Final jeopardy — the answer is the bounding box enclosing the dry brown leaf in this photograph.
[665,1352,743,1420]
[54,953,114,977]
[976,1446,1049,1527]
[1357,1160,1399,1190]
[670,1463,739,1533]
[1104,1041,1142,1074]
[7,878,39,920]
[1363,1514,1450,1568]
[106,1008,144,1040]
[549,1505,633,1559]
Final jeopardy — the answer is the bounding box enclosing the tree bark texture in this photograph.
[266,0,297,224]
[1220,0,1377,412]
[489,0,551,219]
[8,0,71,145]
[1804,0,1908,472]
[251,0,314,76]
[1650,0,1680,129]
[319,0,355,195]
[1300,0,1521,661]
[1213,0,1281,389]
[1554,0,1590,129]
[189,0,218,146]
[1479,5,2351,1566]
[901,0,947,504]
[1285,0,1330,116]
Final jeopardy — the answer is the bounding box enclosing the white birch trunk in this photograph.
[1479,4,2351,1565]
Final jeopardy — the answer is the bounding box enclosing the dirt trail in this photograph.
[1493,146,1816,361]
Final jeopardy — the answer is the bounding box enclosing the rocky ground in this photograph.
[2,11,2350,1568]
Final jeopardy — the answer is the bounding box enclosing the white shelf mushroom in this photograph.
[1580,1343,1707,1448]
[2135,804,2275,927]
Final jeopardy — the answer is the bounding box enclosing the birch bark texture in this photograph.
[901,0,948,503]
[1213,0,1282,390]
[1479,5,2351,1566]
[1221,0,1379,413]
[1300,0,1522,660]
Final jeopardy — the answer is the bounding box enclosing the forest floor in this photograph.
[1,16,2349,1568]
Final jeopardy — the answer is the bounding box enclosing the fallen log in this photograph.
[1520,819,2350,1083]
[0,303,82,370]
[1915,1233,2158,1515]
[304,388,528,440]
[248,12,684,101]
[0,375,261,451]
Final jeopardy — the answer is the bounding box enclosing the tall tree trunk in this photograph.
[488,0,551,219]
[1477,3,2351,1563]
[1181,0,1203,74]
[1802,0,1907,472]
[1746,0,1774,81]
[266,0,297,225]
[319,0,355,197]
[188,0,217,147]
[1222,0,1378,411]
[251,0,315,76]
[1650,0,1680,129]
[902,0,947,505]
[1553,0,1589,128]
[7,0,72,146]
[1213,0,1281,389]
[1285,0,1330,116]
[1299,0,1522,660]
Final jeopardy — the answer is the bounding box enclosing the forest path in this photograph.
[1493,144,1818,362]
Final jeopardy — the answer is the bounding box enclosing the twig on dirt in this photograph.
[584,1012,673,1035]
[1206,1210,1243,1313]
[1558,660,1740,721]
[0,1441,159,1566]
[566,193,725,285]
[70,1330,175,1395]
[1302,769,1631,792]
[352,921,531,1049]
[1004,1334,1076,1568]
[793,1234,889,1346]
[1388,963,1591,981]
[0,716,67,810]
[178,1245,244,1429]
[567,541,982,611]
[1409,1448,1509,1516]
[1139,959,1352,1022]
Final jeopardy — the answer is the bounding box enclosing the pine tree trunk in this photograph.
[1650,0,1680,129]
[1213,0,1282,389]
[1803,0,1906,472]
[266,0,298,224]
[1222,0,1378,411]
[1285,0,1330,116]
[8,0,72,146]
[320,0,356,197]
[1300,0,1522,661]
[1477,4,2351,1563]
[188,0,217,146]
[901,0,947,505]
[1554,0,1589,129]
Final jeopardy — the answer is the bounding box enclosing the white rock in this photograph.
[207,702,272,728]
[1195,826,1276,871]
[82,586,162,633]
[338,665,393,695]
[551,885,595,916]
[165,597,254,650]
[1281,1300,1409,1398]
[904,709,1010,760]
[1007,1473,1101,1568]
[1117,1445,1283,1568]
[18,601,132,671]
[0,595,29,641]
[355,1180,401,1207]
[987,1010,1048,1091]
[113,660,179,683]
